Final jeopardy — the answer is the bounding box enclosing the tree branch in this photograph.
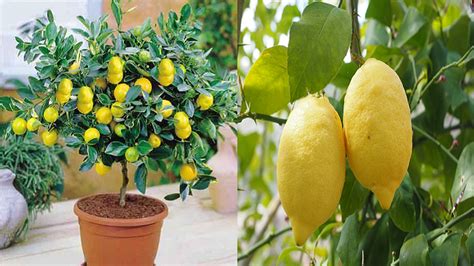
[119,160,129,207]
[413,46,474,109]
[236,112,287,125]
[238,226,292,261]
[412,125,458,163]
[347,0,364,66]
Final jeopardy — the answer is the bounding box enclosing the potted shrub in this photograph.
[4,1,237,264]
[0,135,64,247]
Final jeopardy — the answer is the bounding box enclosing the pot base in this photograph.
[74,193,168,266]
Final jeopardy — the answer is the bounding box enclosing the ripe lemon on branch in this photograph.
[343,58,412,210]
[277,95,345,246]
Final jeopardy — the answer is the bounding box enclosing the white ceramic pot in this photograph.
[208,126,237,214]
[0,169,28,249]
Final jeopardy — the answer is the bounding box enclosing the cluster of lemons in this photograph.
[11,56,216,181]
[277,59,413,245]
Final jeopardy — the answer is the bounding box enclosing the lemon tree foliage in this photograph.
[238,0,474,265]
[5,2,237,204]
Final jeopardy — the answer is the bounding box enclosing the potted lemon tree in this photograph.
[6,1,237,265]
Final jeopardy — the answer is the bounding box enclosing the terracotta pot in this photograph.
[74,193,168,266]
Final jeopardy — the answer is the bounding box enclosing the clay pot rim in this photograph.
[74,193,168,227]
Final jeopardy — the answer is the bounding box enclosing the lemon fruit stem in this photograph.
[119,160,129,207]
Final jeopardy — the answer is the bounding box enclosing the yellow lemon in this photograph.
[78,86,94,103]
[196,93,214,111]
[11,117,27,135]
[84,128,100,143]
[43,107,59,123]
[41,129,58,147]
[114,83,130,103]
[158,58,175,75]
[135,77,152,94]
[56,92,71,105]
[108,71,123,85]
[148,133,161,148]
[93,78,107,90]
[77,102,93,114]
[26,118,41,132]
[158,74,174,87]
[343,58,412,210]
[95,107,113,124]
[108,56,123,73]
[180,163,197,181]
[58,78,73,94]
[174,111,189,129]
[277,95,345,246]
[68,61,80,74]
[125,147,139,162]
[114,124,126,137]
[111,102,125,118]
[160,99,173,118]
[175,124,192,140]
[95,161,111,176]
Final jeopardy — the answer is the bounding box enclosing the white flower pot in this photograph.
[208,126,237,214]
[0,169,28,249]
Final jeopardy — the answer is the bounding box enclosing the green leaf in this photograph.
[340,169,369,220]
[104,141,128,156]
[134,163,147,194]
[389,175,416,232]
[180,4,191,21]
[192,178,210,190]
[467,230,474,264]
[365,0,391,26]
[137,140,153,155]
[360,214,390,266]
[145,157,159,172]
[445,15,470,56]
[45,22,57,43]
[364,19,389,46]
[126,86,141,102]
[336,214,361,266]
[451,142,474,213]
[393,8,427,47]
[79,158,94,172]
[164,193,180,201]
[98,93,112,106]
[332,62,358,89]
[430,233,462,266]
[277,246,306,266]
[111,0,122,27]
[87,146,98,163]
[288,2,351,101]
[96,124,111,135]
[243,46,290,115]
[238,132,260,173]
[399,234,431,266]
[0,96,21,111]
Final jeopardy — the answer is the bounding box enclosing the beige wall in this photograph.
[1,0,186,200]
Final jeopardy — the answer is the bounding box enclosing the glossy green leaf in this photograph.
[336,214,361,266]
[137,140,153,155]
[467,230,474,264]
[445,15,470,56]
[243,46,290,115]
[451,142,474,213]
[164,193,180,201]
[134,163,147,194]
[364,19,389,46]
[430,233,462,266]
[393,8,427,47]
[399,234,431,266]
[365,0,391,26]
[360,214,390,266]
[390,175,416,232]
[105,141,128,156]
[288,2,351,101]
[340,169,369,220]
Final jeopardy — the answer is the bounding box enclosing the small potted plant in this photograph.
[0,135,64,247]
[5,1,237,264]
